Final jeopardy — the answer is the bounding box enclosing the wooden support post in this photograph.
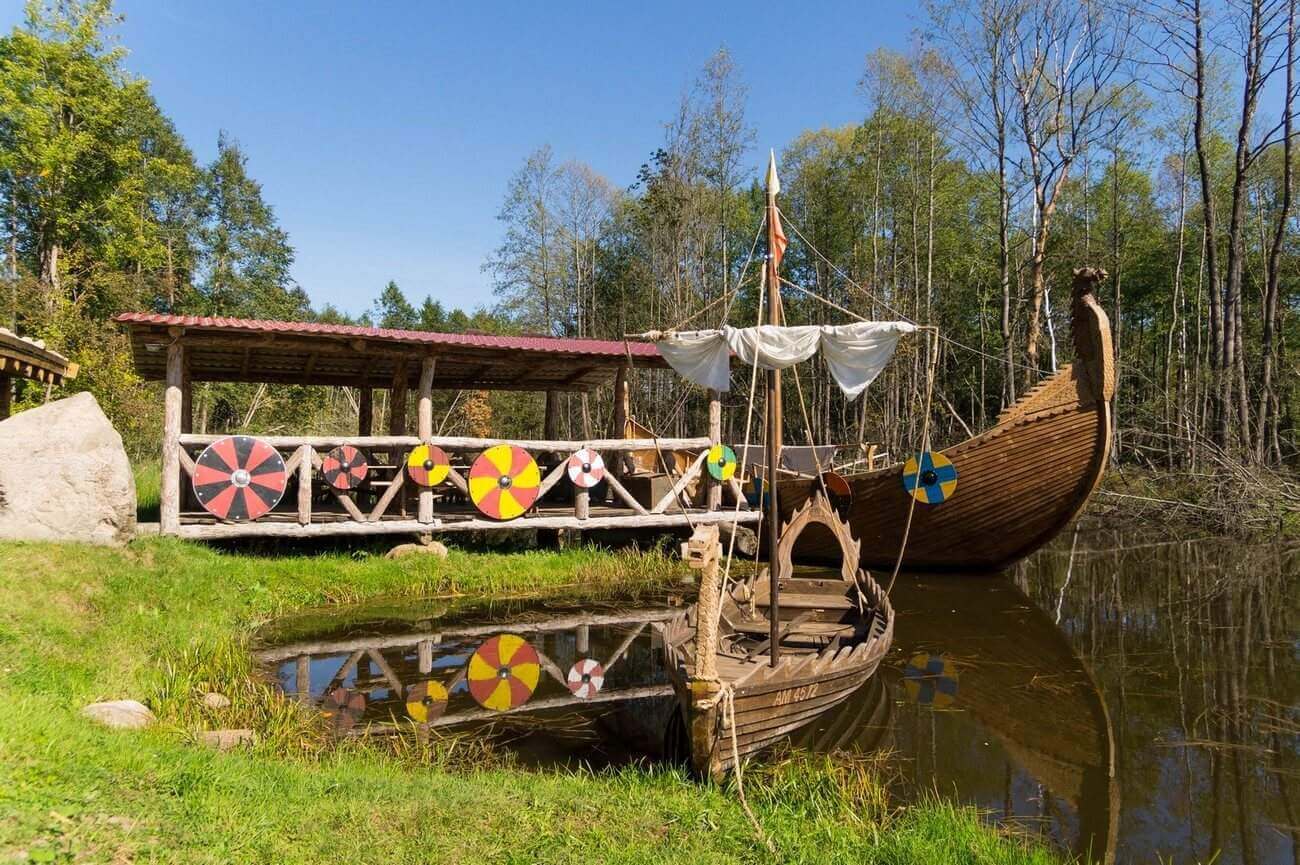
[417,639,433,675]
[358,387,373,437]
[180,354,193,434]
[388,362,409,436]
[389,362,409,516]
[612,363,629,475]
[544,390,560,441]
[575,624,589,655]
[417,356,436,524]
[575,488,590,520]
[161,341,184,534]
[0,374,10,420]
[707,388,722,510]
[297,445,312,526]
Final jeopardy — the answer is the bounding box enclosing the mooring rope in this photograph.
[722,684,776,854]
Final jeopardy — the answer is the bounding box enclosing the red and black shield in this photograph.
[322,445,368,491]
[192,435,287,522]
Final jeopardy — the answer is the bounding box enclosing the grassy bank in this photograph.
[0,538,1063,864]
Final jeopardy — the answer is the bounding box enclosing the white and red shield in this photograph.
[566,658,605,699]
[566,448,606,489]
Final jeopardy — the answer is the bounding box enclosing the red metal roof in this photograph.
[113,312,661,359]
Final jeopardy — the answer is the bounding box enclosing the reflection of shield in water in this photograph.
[903,653,958,707]
[405,679,449,723]
[467,634,540,710]
[566,659,605,699]
[322,686,366,733]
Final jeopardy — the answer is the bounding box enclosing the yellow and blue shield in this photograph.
[901,450,958,504]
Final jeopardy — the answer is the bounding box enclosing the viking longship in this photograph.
[650,154,896,780]
[778,267,1115,573]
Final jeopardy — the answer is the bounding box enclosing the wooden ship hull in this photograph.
[779,269,1116,573]
[658,494,894,780]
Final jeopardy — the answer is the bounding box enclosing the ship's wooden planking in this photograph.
[781,268,1115,573]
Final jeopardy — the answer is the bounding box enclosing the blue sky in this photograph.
[3,1,916,315]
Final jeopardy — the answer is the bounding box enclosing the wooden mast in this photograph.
[765,151,782,667]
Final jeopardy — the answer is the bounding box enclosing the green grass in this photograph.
[0,538,1065,864]
[134,461,160,524]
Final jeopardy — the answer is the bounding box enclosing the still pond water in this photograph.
[255,528,1298,865]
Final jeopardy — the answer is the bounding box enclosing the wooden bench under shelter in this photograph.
[115,312,759,541]
[0,327,79,420]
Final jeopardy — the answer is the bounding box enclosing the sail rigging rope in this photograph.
[885,326,939,596]
[779,207,1047,377]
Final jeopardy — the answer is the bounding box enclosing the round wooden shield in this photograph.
[405,679,449,723]
[706,444,737,481]
[566,448,605,489]
[467,634,540,710]
[468,445,540,520]
[322,445,368,491]
[407,444,450,487]
[322,686,366,733]
[566,659,605,699]
[902,450,958,504]
[192,435,287,522]
[903,653,958,707]
[820,471,853,513]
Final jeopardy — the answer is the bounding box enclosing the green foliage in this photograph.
[192,132,304,318]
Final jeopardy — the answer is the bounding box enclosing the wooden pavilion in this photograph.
[115,312,757,540]
[0,327,79,419]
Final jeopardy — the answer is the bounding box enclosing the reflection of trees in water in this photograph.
[1015,533,1299,865]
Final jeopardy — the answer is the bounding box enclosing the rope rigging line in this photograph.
[663,219,767,333]
[715,266,770,620]
[885,326,939,596]
[778,207,1047,377]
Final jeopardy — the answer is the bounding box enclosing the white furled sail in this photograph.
[655,321,916,399]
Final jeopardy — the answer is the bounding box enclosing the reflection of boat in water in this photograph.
[777,268,1115,573]
[887,575,1120,864]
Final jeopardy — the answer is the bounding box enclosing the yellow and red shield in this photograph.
[468,445,540,520]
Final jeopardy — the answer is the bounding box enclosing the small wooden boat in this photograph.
[655,153,898,780]
[658,494,894,779]
[780,267,1115,573]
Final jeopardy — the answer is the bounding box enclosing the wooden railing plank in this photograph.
[179,433,712,452]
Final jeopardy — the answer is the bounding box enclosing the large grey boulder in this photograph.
[0,392,136,545]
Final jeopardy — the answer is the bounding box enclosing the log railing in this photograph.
[168,433,758,540]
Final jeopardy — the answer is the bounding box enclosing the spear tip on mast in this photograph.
[765,149,780,197]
